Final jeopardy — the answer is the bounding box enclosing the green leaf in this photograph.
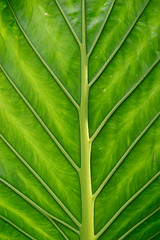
[0,0,160,240]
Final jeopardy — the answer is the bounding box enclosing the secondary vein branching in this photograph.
[117,207,160,240]
[87,0,116,58]
[88,0,151,88]
[0,178,79,237]
[93,112,160,198]
[54,0,81,48]
[95,172,160,239]
[0,64,79,173]
[6,0,80,111]
[0,133,81,228]
[90,57,160,143]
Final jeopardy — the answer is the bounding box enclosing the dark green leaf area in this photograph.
[0,138,78,228]
[0,1,80,166]
[88,0,160,82]
[124,210,160,240]
[91,62,160,193]
[0,0,160,239]
[94,117,160,233]
[57,0,82,39]
[89,0,160,136]
[0,69,81,223]
[98,178,160,240]
[0,218,30,240]
[7,0,81,103]
[0,183,65,240]
[86,0,114,51]
[149,233,160,240]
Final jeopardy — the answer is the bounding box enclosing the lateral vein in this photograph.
[54,0,81,47]
[89,0,151,87]
[48,217,70,240]
[118,207,160,240]
[6,0,79,110]
[0,180,68,240]
[95,172,160,239]
[0,215,37,240]
[0,133,81,228]
[93,112,160,198]
[90,57,160,142]
[147,231,160,240]
[87,0,116,58]
[0,64,79,173]
[0,178,79,237]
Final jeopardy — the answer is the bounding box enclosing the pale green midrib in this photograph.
[87,0,116,57]
[54,0,81,47]
[0,133,80,229]
[0,178,79,237]
[117,207,160,240]
[6,0,79,110]
[95,172,160,239]
[147,231,160,240]
[0,64,79,173]
[79,0,94,240]
[90,57,160,142]
[93,112,160,198]
[88,0,151,87]
[0,215,36,240]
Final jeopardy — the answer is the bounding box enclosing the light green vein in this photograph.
[54,0,81,47]
[0,178,79,238]
[87,0,116,58]
[118,207,160,240]
[95,173,160,239]
[0,65,79,173]
[89,0,151,87]
[0,181,67,240]
[90,57,160,142]
[93,112,160,198]
[0,133,81,228]
[0,215,36,240]
[6,0,79,110]
[147,232,160,240]
[48,218,69,240]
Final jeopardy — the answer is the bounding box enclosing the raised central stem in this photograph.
[79,0,94,239]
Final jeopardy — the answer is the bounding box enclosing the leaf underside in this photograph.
[0,0,160,240]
